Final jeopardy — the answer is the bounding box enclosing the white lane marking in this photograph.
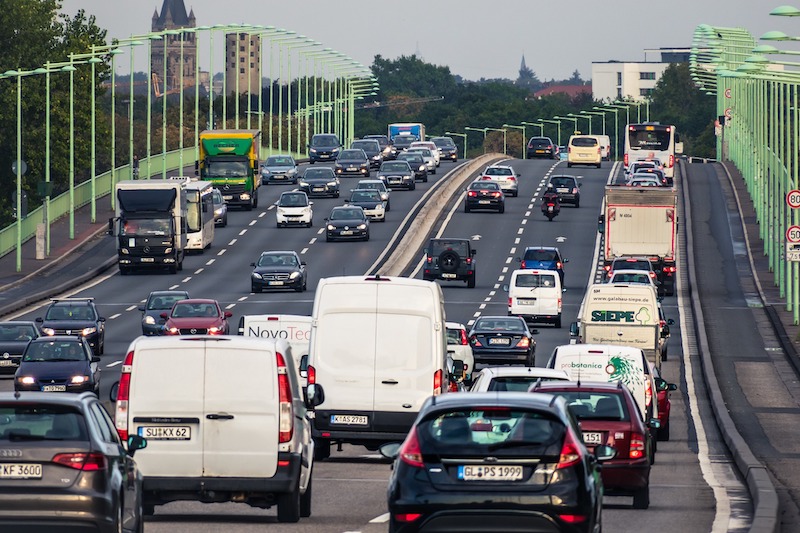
[217,249,226,256]
[258,211,266,218]
[228,239,237,245]
[239,229,247,236]
[317,228,324,235]
[510,247,516,255]
[182,277,191,283]
[489,291,496,296]
[309,238,317,245]
[494,284,500,289]
[501,268,508,274]
[517,228,524,235]
[249,220,257,226]
[521,219,527,225]
[106,361,122,368]
[473,312,480,318]
[225,304,235,310]
[206,259,215,265]
[267,204,275,210]
[169,284,180,290]
[525,211,531,217]
[301,247,309,254]
[109,313,121,319]
[194,268,204,274]
[467,320,475,326]
[370,513,390,524]
[125,305,137,312]
[484,297,492,302]
[505,257,512,264]
[514,237,520,244]
[238,296,248,302]
[478,304,486,310]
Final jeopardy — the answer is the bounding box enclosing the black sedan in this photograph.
[468,315,535,366]
[380,392,614,533]
[15,336,101,395]
[0,321,39,374]
[36,298,105,355]
[0,392,147,532]
[377,161,416,191]
[334,149,371,178]
[465,180,505,213]
[138,290,189,336]
[325,206,370,242]
[298,167,340,198]
[250,250,307,293]
[396,153,428,182]
[346,189,386,222]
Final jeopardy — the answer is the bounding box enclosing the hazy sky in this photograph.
[59,0,793,81]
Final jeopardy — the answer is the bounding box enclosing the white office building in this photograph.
[592,48,689,102]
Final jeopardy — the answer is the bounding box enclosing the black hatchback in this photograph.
[139,290,190,336]
[36,298,105,355]
[381,392,615,533]
[0,392,147,531]
[15,336,101,395]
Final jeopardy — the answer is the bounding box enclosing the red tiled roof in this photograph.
[533,85,591,99]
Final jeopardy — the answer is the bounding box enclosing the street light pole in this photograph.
[536,119,562,145]
[445,131,468,159]
[502,124,526,159]
[485,127,507,154]
[568,113,592,134]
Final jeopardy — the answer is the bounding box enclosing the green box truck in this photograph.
[196,130,261,210]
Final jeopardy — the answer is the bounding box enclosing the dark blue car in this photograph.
[15,336,100,395]
[519,246,568,287]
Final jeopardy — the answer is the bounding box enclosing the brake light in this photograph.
[515,337,531,348]
[649,271,656,278]
[52,452,107,471]
[465,257,472,265]
[603,264,611,272]
[557,429,582,469]
[492,192,501,198]
[433,369,443,396]
[630,432,645,459]
[426,256,432,264]
[459,329,469,345]
[277,352,294,443]
[399,426,424,468]
[307,364,316,385]
[568,146,572,153]
[508,297,513,308]
[624,153,629,166]
[664,266,676,273]
[115,350,134,441]
[668,154,674,168]
[467,191,477,197]
[470,335,482,347]
[559,514,588,524]
[547,145,553,150]
[509,176,517,182]
[645,378,653,408]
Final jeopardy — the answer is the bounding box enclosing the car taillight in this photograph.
[509,176,517,182]
[398,426,424,468]
[115,350,134,441]
[547,145,553,150]
[568,146,572,153]
[664,266,676,273]
[645,378,653,408]
[597,147,601,154]
[465,257,472,265]
[668,154,674,168]
[557,429,582,469]
[649,271,656,278]
[459,329,469,346]
[52,452,107,471]
[395,513,422,523]
[508,297,513,308]
[426,256,432,264]
[492,192,501,198]
[433,369,443,396]
[559,514,588,524]
[277,351,294,443]
[516,337,530,348]
[630,432,646,459]
[467,191,477,197]
[624,153,629,166]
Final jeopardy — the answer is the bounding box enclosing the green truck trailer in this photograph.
[196,130,261,210]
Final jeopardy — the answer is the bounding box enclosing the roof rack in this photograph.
[50,297,94,303]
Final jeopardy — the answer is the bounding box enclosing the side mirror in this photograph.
[35,317,43,323]
[667,382,678,391]
[649,418,661,429]
[300,261,307,266]
[299,354,308,378]
[106,218,114,236]
[471,250,477,256]
[109,381,119,403]
[593,444,617,462]
[667,318,675,325]
[224,311,233,318]
[91,356,101,363]
[569,322,579,337]
[305,383,325,408]
[379,442,401,460]
[250,262,256,267]
[450,359,466,381]
[126,434,147,457]
[597,214,605,233]
[137,305,145,312]
[502,284,509,292]
[563,258,569,263]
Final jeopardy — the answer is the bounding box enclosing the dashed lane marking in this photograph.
[206,259,215,265]
[125,305,137,312]
[225,304,235,310]
[301,247,309,254]
[169,285,180,290]
[238,296,248,302]
[217,249,226,256]
[109,313,121,319]
[181,277,191,283]
[194,268,203,274]
[228,239,237,246]
[249,220,257,226]
[238,229,247,236]
[106,361,121,368]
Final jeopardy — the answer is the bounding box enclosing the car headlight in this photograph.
[289,272,300,280]
[262,169,271,175]
[70,375,89,384]
[120,248,129,254]
[42,328,55,336]
[310,148,317,153]
[419,165,426,171]
[327,224,336,230]
[18,376,35,385]
[327,181,337,187]
[144,315,156,325]
[166,327,179,335]
[303,208,311,213]
[252,272,263,280]
[214,208,223,215]
[81,327,97,336]
[287,169,297,175]
[208,326,222,335]
[298,180,308,187]
[381,193,388,200]
[357,224,367,230]
[164,247,173,254]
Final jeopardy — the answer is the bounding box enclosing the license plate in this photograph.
[139,426,192,440]
[347,167,357,171]
[141,258,155,263]
[320,154,330,158]
[223,195,233,200]
[517,298,536,305]
[0,360,14,366]
[268,281,284,286]
[488,337,511,345]
[535,150,545,154]
[583,432,603,445]
[458,464,523,481]
[478,200,491,204]
[340,230,354,235]
[41,385,66,392]
[441,273,457,279]
[313,187,324,192]
[0,463,42,479]
[331,414,368,425]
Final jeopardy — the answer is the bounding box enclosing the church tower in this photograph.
[151,0,197,95]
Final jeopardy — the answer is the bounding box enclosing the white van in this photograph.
[506,268,562,328]
[239,314,312,386]
[304,275,452,460]
[546,343,656,423]
[114,336,313,522]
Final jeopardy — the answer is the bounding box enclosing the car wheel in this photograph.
[659,421,670,441]
[432,168,436,175]
[277,479,301,523]
[169,264,177,274]
[464,203,470,213]
[596,163,602,169]
[314,439,331,461]
[499,204,505,213]
[135,494,144,533]
[410,183,416,190]
[119,267,129,276]
[252,285,261,294]
[309,160,315,165]
[386,201,391,211]
[575,199,580,208]
[364,231,370,242]
[423,175,428,182]
[114,501,124,533]
[567,162,573,168]
[307,219,313,228]
[326,236,333,242]
[300,474,312,518]
[467,273,476,289]
[632,486,650,509]
[99,338,104,355]
[222,215,227,227]
[525,351,534,367]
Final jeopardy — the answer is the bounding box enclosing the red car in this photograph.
[161,299,232,335]
[652,364,678,441]
[530,380,657,509]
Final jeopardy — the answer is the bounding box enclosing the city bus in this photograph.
[624,123,683,179]
[183,179,215,252]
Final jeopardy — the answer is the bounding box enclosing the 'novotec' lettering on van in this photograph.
[589,307,653,325]
[247,326,312,341]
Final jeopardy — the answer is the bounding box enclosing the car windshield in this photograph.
[470,181,499,190]
[171,303,219,318]
[358,182,383,191]
[279,193,308,207]
[45,304,94,321]
[399,155,422,163]
[409,149,431,157]
[530,138,551,147]
[571,137,597,147]
[266,156,294,166]
[330,209,362,221]
[430,240,469,256]
[352,142,377,151]
[0,324,37,341]
[515,273,557,288]
[382,162,411,172]
[351,191,380,202]
[549,177,575,188]
[23,341,87,362]
[311,135,338,147]
[549,392,630,421]
[416,409,565,455]
[0,405,89,442]
[488,377,562,392]
[205,159,249,177]
[338,150,365,160]
[485,167,512,176]
[304,168,335,179]
[212,191,223,204]
[147,294,187,311]
[433,138,455,147]
[474,318,525,331]
[258,254,298,267]
[121,218,170,236]
[365,136,388,147]
[611,273,651,284]
[524,249,558,262]
[617,260,651,270]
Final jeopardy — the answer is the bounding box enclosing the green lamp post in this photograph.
[568,113,592,135]
[485,127,507,155]
[536,119,561,145]
[465,127,488,153]
[553,115,579,136]
[502,124,526,159]
[445,132,468,159]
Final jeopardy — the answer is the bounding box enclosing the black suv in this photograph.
[0,392,147,530]
[308,133,342,164]
[423,238,477,288]
[36,298,105,355]
[527,136,558,159]
[548,174,581,207]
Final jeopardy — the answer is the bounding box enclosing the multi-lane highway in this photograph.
[0,156,757,531]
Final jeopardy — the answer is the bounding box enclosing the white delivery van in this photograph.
[506,268,562,327]
[114,336,313,522]
[572,283,662,369]
[590,134,612,161]
[546,343,656,423]
[239,314,312,387]
[304,275,452,460]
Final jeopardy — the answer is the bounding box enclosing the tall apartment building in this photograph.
[150,0,197,95]
[592,48,690,102]
[225,33,262,95]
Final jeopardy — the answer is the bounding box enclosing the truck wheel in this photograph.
[277,480,301,523]
[314,439,331,461]
[555,316,562,329]
[567,162,573,168]
[300,475,312,518]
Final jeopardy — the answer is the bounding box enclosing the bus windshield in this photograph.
[628,128,670,151]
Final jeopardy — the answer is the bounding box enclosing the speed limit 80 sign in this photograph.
[788,190,800,209]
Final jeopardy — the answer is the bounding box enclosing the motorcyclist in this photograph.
[542,184,561,216]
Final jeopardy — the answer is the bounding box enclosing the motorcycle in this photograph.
[542,192,561,221]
